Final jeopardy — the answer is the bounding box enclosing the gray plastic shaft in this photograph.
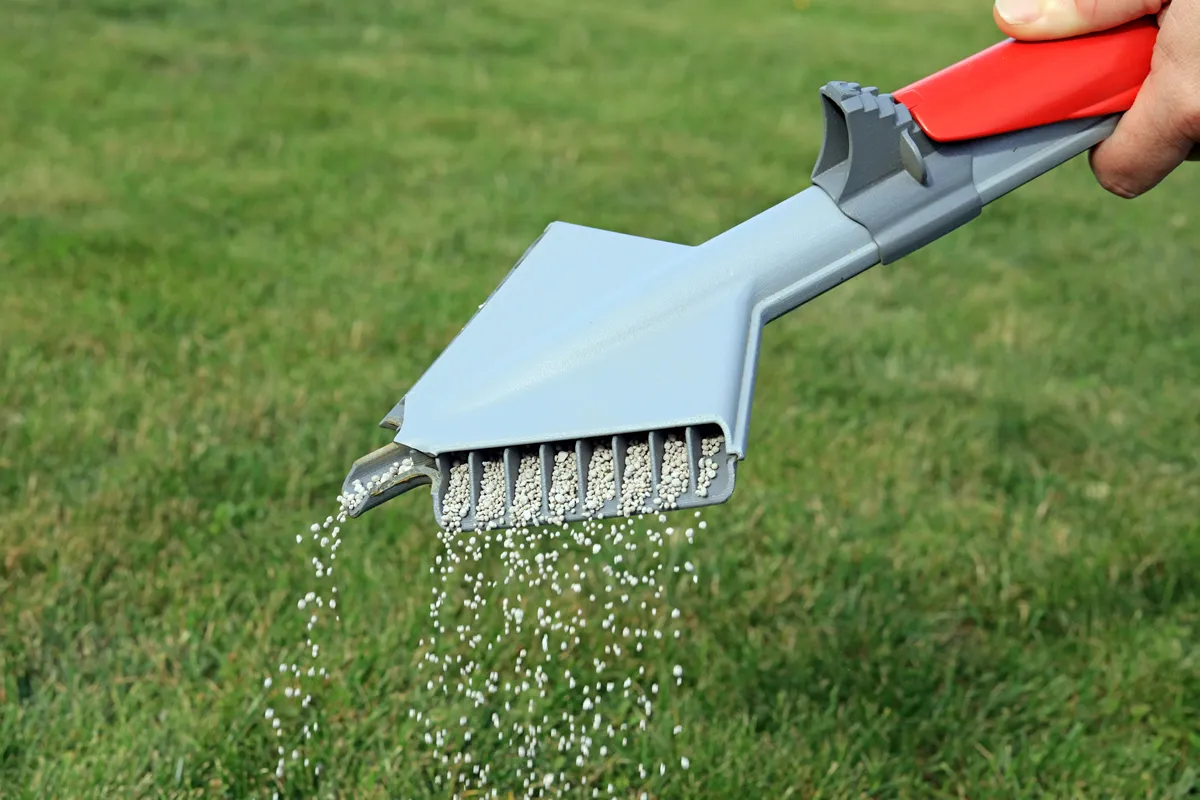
[972,115,1118,204]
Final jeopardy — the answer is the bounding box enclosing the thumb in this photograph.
[993,0,1165,40]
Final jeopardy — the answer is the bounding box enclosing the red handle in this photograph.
[892,16,1158,142]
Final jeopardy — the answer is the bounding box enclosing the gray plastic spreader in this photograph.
[342,18,1160,531]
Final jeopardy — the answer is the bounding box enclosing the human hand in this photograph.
[993,0,1199,198]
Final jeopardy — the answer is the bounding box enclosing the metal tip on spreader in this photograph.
[340,442,439,519]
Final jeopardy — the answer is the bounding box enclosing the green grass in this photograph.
[2,0,1199,797]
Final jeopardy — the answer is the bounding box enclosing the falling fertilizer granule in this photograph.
[265,438,723,797]
[260,459,410,797]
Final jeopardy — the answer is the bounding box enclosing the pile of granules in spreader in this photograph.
[264,436,722,798]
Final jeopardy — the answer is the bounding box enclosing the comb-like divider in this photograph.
[574,438,592,515]
[538,443,554,521]
[648,430,666,494]
[612,433,630,514]
[502,446,521,527]
[466,451,485,530]
[684,426,703,497]
[603,436,622,518]
[432,453,452,525]
[565,441,585,518]
[431,424,736,532]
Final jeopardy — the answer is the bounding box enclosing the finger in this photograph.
[1089,69,1195,197]
[994,0,1165,40]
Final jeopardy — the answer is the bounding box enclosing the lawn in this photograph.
[1,0,1198,797]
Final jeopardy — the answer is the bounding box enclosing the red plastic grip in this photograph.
[892,16,1158,142]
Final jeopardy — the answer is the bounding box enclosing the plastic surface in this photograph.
[811,81,1123,263]
[386,191,879,461]
[969,114,1119,204]
[812,82,980,264]
[893,17,1157,142]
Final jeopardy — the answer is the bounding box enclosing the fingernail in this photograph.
[995,0,1043,24]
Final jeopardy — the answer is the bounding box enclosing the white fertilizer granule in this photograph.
[547,448,579,525]
[263,480,367,792]
[267,439,699,798]
[583,445,616,516]
[441,461,472,531]
[512,453,544,525]
[475,459,508,528]
[409,447,700,798]
[695,435,723,498]
[654,435,689,510]
[618,440,653,517]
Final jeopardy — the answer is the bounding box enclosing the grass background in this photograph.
[2,0,1198,797]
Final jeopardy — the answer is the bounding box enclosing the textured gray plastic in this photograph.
[344,80,1125,529]
[812,81,1121,263]
[812,82,981,264]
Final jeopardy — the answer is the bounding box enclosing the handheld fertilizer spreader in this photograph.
[341,17,1159,532]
